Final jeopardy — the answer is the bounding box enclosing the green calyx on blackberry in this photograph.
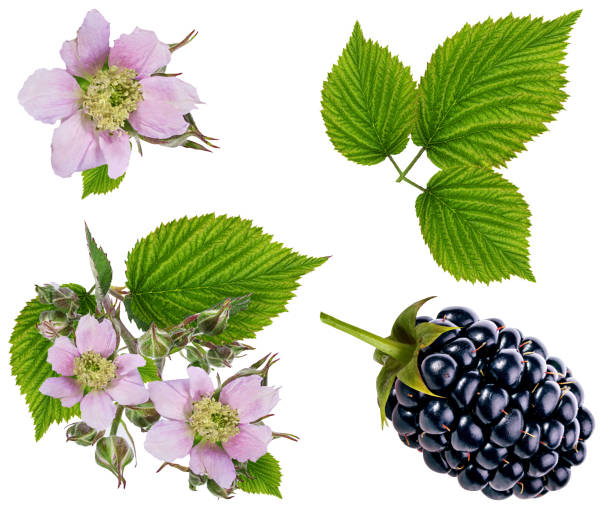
[320,298,595,500]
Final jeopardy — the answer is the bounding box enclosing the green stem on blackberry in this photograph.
[389,147,427,188]
[320,312,413,363]
[109,406,124,436]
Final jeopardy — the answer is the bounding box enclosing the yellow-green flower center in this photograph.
[73,351,117,390]
[82,66,143,132]
[189,398,240,444]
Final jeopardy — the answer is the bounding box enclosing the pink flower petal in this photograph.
[113,354,145,375]
[187,366,214,401]
[223,424,272,463]
[40,376,83,407]
[47,336,79,376]
[80,390,116,430]
[51,112,105,178]
[139,76,201,114]
[108,28,170,79]
[99,132,131,179]
[75,315,116,357]
[220,376,280,423]
[190,444,236,488]
[105,370,148,406]
[18,69,81,124]
[60,9,110,77]
[148,379,192,421]
[144,420,194,461]
[128,99,189,139]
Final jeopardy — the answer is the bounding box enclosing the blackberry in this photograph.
[384,305,595,500]
[321,301,595,500]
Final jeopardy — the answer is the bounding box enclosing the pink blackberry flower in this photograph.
[18,9,201,179]
[145,367,279,488]
[40,315,148,430]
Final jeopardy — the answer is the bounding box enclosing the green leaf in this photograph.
[138,357,160,382]
[125,215,327,340]
[63,283,97,315]
[390,296,436,345]
[85,224,113,298]
[238,453,282,498]
[413,11,581,168]
[415,165,533,283]
[10,299,79,440]
[82,165,124,199]
[321,21,417,165]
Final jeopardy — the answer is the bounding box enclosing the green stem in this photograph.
[389,147,427,189]
[110,406,124,435]
[320,312,413,362]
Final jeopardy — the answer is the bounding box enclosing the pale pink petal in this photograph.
[128,100,188,139]
[113,354,145,375]
[220,376,280,423]
[223,424,272,463]
[40,376,83,407]
[18,69,81,124]
[187,366,214,401]
[99,132,131,179]
[108,28,170,79]
[144,420,194,461]
[148,379,192,421]
[60,10,110,77]
[80,390,115,430]
[139,76,201,114]
[105,370,148,405]
[47,336,79,376]
[190,444,236,488]
[51,112,105,178]
[75,315,116,357]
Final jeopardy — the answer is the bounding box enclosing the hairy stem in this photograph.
[102,295,139,354]
[110,406,124,436]
[389,147,427,189]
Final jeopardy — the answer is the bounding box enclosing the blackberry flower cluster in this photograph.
[386,306,595,499]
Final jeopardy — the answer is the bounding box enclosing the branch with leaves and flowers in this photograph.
[18,10,216,198]
[10,215,326,497]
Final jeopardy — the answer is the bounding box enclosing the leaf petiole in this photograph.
[388,147,426,190]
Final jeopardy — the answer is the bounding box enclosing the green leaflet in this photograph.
[415,166,533,283]
[138,357,161,382]
[124,215,327,340]
[85,224,113,298]
[82,165,124,199]
[413,12,581,168]
[63,283,97,315]
[321,21,417,165]
[10,299,79,440]
[238,453,282,498]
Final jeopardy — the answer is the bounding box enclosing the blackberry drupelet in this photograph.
[390,306,594,500]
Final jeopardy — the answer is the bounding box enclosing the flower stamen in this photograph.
[73,351,117,390]
[82,66,142,132]
[189,398,240,444]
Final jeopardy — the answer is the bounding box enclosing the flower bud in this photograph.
[36,284,80,315]
[66,421,104,446]
[171,326,193,348]
[35,284,57,304]
[188,471,208,491]
[37,310,71,340]
[184,344,210,371]
[125,404,160,432]
[196,300,231,336]
[138,323,173,359]
[95,436,134,488]
[206,478,234,498]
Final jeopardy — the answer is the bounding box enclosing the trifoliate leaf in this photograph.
[238,453,282,498]
[415,165,533,283]
[85,224,112,298]
[125,215,327,340]
[63,283,97,315]
[82,165,124,199]
[413,12,581,168]
[10,299,80,440]
[321,21,417,165]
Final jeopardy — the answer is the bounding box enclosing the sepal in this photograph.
[66,422,104,446]
[95,436,134,488]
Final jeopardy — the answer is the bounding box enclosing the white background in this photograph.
[1,0,610,524]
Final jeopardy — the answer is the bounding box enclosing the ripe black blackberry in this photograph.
[388,306,594,500]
